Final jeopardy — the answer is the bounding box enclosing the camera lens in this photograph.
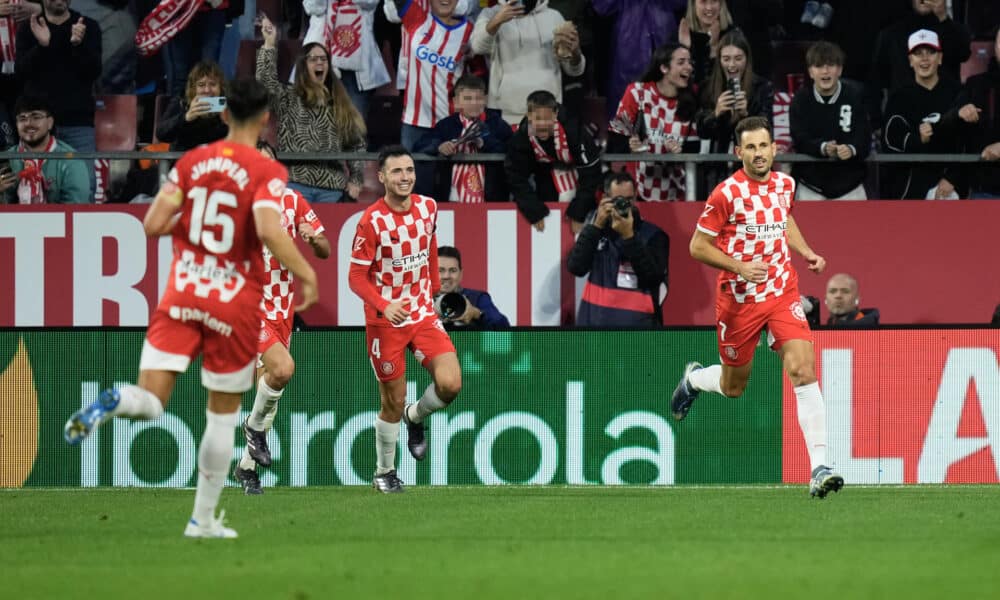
[439,292,467,319]
[612,196,632,217]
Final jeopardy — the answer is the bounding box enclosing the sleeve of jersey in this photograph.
[696,188,730,237]
[398,0,425,29]
[609,85,639,135]
[296,196,326,235]
[347,217,389,311]
[253,163,287,214]
[429,238,441,297]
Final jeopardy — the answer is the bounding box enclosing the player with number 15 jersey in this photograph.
[147,142,289,390]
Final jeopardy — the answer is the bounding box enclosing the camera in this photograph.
[434,292,468,321]
[728,77,741,96]
[611,196,632,218]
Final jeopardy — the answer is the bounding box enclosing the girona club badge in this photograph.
[724,346,739,361]
[381,361,395,376]
[779,191,792,210]
[790,301,807,322]
[332,24,361,56]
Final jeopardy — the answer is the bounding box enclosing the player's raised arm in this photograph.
[785,215,826,274]
[254,205,319,311]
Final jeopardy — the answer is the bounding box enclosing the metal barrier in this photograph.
[3,150,990,202]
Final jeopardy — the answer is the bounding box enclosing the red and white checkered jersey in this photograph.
[399,0,472,127]
[611,81,699,202]
[165,141,287,304]
[261,187,325,322]
[697,168,799,303]
[350,194,439,326]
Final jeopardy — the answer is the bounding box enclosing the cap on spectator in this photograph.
[907,29,941,53]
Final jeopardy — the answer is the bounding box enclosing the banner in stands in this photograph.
[783,330,1000,484]
[1,202,999,327]
[0,330,783,488]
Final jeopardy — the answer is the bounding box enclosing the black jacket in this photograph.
[827,308,880,329]
[566,211,670,327]
[964,65,1000,196]
[882,77,969,199]
[790,79,871,198]
[16,10,102,127]
[869,12,971,126]
[697,74,774,154]
[156,97,229,151]
[505,112,602,225]
[414,109,512,202]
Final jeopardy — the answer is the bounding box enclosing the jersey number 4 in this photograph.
[188,187,238,253]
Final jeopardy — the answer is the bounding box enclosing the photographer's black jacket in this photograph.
[566,215,669,327]
[790,79,871,198]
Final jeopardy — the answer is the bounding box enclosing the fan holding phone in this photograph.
[155,61,230,151]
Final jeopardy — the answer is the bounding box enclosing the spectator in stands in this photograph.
[566,171,670,328]
[0,0,42,140]
[1,95,90,204]
[822,272,879,327]
[414,74,513,203]
[869,0,971,127]
[592,1,687,120]
[257,15,366,203]
[161,1,228,97]
[697,30,773,157]
[883,30,978,200]
[16,0,102,198]
[505,90,600,232]
[73,0,136,93]
[302,0,390,121]
[607,43,700,202]
[965,26,1000,199]
[156,60,228,151]
[678,0,735,88]
[435,245,511,329]
[790,41,871,200]
[471,0,584,127]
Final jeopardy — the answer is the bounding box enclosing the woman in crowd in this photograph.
[678,0,735,87]
[156,61,229,151]
[256,15,366,203]
[607,43,700,202]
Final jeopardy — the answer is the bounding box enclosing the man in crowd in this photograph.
[436,245,510,329]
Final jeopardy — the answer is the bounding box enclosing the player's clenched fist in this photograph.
[738,260,769,284]
[383,301,409,325]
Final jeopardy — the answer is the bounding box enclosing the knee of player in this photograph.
[268,360,295,388]
[720,381,746,398]
[784,361,816,386]
[436,375,462,402]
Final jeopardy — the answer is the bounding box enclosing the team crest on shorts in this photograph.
[381,361,395,375]
[724,346,739,361]
[790,301,807,322]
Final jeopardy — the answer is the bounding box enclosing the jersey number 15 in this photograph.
[188,187,238,253]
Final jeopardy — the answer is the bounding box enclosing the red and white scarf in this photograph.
[324,0,363,71]
[450,115,486,204]
[0,0,19,75]
[17,135,56,204]
[134,0,202,57]
[529,121,578,202]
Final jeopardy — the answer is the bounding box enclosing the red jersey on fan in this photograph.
[262,187,325,323]
[696,168,798,304]
[349,194,441,327]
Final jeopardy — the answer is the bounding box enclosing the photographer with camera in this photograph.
[435,246,511,329]
[566,171,670,327]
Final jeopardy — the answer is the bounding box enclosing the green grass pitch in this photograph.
[3,486,998,599]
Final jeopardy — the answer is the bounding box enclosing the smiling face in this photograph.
[16,109,54,149]
[430,0,456,19]
[719,45,746,81]
[43,0,69,17]
[695,0,721,26]
[808,62,842,95]
[304,47,329,86]
[825,274,859,316]
[526,105,557,140]
[194,76,222,99]
[908,46,941,82]
[661,47,694,90]
[378,154,416,200]
[735,127,775,181]
[438,256,462,294]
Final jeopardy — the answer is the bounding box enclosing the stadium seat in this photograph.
[769,41,811,92]
[95,95,138,151]
[961,41,995,82]
[151,94,171,144]
[366,95,403,149]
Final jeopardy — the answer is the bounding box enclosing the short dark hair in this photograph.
[14,95,52,118]
[735,116,773,145]
[438,245,462,268]
[806,41,845,68]
[224,78,271,122]
[526,90,558,112]
[453,74,487,95]
[603,171,637,196]
[378,144,413,170]
[256,139,277,158]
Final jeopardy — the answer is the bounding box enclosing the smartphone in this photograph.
[202,96,227,113]
[520,0,538,13]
